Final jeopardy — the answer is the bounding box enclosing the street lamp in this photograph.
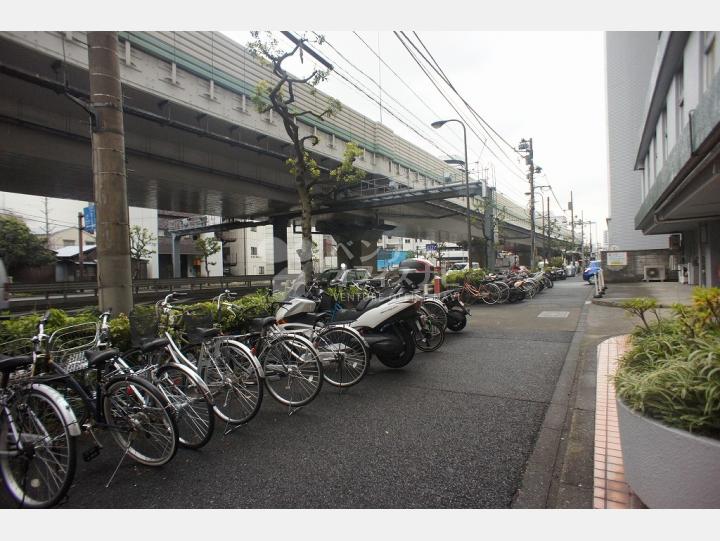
[432,119,473,269]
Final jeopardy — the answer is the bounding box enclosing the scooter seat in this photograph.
[333,309,362,322]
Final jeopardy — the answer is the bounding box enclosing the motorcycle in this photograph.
[432,289,470,332]
[275,277,430,368]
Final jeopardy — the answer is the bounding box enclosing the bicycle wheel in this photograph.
[102,375,178,467]
[154,364,214,449]
[314,326,369,388]
[205,341,264,425]
[414,307,445,352]
[480,284,499,305]
[494,282,510,303]
[260,335,323,407]
[0,386,77,508]
[421,300,448,330]
[460,286,478,306]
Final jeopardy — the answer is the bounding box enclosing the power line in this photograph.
[393,31,528,193]
[315,35,466,159]
[352,31,461,145]
[407,32,527,178]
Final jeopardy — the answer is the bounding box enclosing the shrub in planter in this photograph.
[614,289,720,507]
[445,268,486,287]
[616,291,720,438]
[0,290,279,352]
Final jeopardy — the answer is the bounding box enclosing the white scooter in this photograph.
[276,282,424,369]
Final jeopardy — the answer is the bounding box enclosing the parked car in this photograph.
[447,261,480,272]
[316,267,384,288]
[583,260,602,283]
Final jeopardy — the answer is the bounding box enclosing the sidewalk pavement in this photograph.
[591,281,694,308]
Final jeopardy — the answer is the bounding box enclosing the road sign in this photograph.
[83,205,96,234]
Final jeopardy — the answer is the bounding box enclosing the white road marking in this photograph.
[537,311,570,318]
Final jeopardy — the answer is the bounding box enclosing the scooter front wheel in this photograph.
[375,324,415,369]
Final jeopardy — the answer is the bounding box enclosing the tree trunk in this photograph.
[204,258,210,277]
[298,184,314,283]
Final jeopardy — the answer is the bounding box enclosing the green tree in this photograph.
[195,236,221,277]
[0,215,55,276]
[129,225,157,279]
[248,32,365,283]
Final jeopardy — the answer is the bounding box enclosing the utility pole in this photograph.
[484,186,496,271]
[518,138,540,269]
[569,191,575,256]
[540,195,545,263]
[78,212,84,281]
[580,210,585,260]
[87,32,133,314]
[546,196,551,261]
[43,197,51,243]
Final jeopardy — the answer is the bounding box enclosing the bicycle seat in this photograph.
[195,327,221,339]
[84,349,119,369]
[140,337,170,353]
[0,355,32,374]
[250,316,277,332]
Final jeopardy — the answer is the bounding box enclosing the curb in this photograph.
[591,298,684,309]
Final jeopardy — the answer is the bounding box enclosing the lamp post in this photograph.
[432,119,473,269]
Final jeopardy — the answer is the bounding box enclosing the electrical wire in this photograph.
[312,36,466,159]
[402,31,527,179]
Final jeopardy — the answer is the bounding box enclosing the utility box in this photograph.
[643,265,666,282]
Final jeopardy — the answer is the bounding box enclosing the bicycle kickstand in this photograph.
[288,403,303,416]
[223,420,245,437]
[105,440,132,489]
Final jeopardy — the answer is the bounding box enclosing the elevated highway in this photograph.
[0,31,571,262]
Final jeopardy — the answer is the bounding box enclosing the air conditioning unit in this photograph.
[643,265,666,282]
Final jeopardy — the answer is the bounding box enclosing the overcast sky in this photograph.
[225,30,608,242]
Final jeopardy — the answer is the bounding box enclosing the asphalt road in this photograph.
[1,277,592,509]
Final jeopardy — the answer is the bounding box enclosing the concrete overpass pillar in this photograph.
[333,233,381,270]
[171,234,182,278]
[272,218,289,277]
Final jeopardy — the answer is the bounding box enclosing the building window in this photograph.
[675,70,685,142]
[250,226,257,232]
[258,266,265,274]
[651,139,658,183]
[703,32,717,92]
[250,246,258,256]
[661,109,668,162]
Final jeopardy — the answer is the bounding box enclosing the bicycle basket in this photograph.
[48,322,100,373]
[129,307,160,348]
[181,305,215,344]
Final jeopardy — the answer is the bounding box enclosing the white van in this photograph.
[0,257,9,311]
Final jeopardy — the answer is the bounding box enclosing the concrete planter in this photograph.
[617,397,720,508]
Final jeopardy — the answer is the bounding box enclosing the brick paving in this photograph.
[593,335,646,509]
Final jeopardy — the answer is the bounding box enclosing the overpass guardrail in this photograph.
[6,275,275,312]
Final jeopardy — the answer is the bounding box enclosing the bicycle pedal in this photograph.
[83,445,101,462]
